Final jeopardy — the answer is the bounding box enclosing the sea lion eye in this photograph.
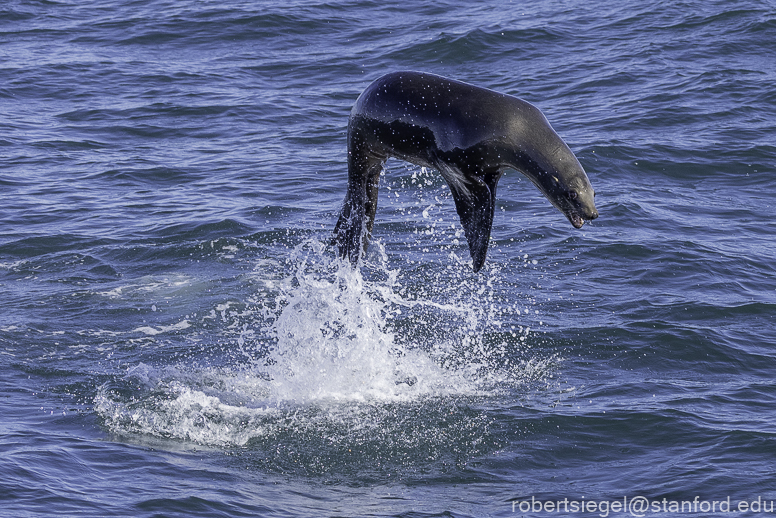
[568,191,578,200]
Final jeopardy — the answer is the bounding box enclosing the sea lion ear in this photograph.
[440,168,499,272]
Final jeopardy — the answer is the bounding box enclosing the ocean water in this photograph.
[2,0,775,516]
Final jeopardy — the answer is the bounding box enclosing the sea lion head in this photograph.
[504,101,598,228]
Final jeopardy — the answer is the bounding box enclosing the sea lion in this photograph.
[333,71,597,272]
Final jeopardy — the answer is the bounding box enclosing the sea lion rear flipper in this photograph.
[333,145,385,266]
[333,199,364,265]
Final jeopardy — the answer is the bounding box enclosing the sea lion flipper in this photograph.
[442,169,498,273]
[333,197,364,264]
[333,144,385,266]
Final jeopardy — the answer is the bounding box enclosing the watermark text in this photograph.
[511,496,775,516]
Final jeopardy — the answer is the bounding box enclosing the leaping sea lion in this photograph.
[333,71,598,272]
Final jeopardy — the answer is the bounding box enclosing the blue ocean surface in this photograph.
[1,1,775,517]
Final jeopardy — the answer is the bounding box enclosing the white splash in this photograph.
[95,238,556,448]
[256,242,479,405]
